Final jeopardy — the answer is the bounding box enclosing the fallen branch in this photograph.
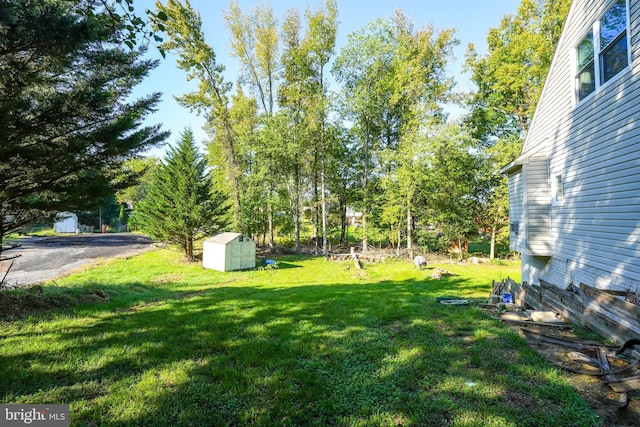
[431,268,456,279]
[0,259,16,288]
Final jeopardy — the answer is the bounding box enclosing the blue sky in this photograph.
[133,0,521,156]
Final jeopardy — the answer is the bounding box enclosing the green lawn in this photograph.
[0,250,600,426]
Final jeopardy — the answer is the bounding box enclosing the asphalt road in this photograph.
[1,233,155,288]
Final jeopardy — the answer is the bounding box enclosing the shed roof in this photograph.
[205,232,246,244]
[55,211,78,219]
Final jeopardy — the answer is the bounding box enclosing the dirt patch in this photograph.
[503,322,640,426]
[0,288,71,321]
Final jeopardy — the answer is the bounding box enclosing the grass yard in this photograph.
[0,250,600,426]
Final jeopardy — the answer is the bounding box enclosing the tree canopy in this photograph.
[0,0,574,261]
[146,0,572,258]
[0,0,168,258]
[465,0,571,141]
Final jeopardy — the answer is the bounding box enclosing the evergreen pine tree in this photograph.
[0,0,168,259]
[136,129,229,260]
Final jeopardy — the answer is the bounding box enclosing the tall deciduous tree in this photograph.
[333,11,456,253]
[155,0,243,231]
[0,0,168,259]
[465,0,571,140]
[224,0,279,117]
[304,0,338,256]
[465,0,570,257]
[423,123,482,261]
[136,129,228,260]
[278,7,311,252]
[224,0,280,249]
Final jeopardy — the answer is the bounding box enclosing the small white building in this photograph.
[203,232,256,272]
[54,212,78,233]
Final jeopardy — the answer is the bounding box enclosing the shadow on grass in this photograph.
[0,274,597,426]
[271,261,303,270]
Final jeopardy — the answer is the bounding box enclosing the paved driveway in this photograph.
[1,233,155,288]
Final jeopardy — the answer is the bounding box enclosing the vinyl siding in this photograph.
[513,0,640,290]
[508,169,525,252]
[525,156,551,256]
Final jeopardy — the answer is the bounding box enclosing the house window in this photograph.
[576,31,595,100]
[600,0,628,83]
[553,174,564,204]
[575,0,629,103]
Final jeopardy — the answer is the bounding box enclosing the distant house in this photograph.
[503,0,640,292]
[202,232,256,272]
[54,212,78,233]
[345,207,363,226]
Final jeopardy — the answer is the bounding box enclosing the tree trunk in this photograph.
[320,65,328,256]
[208,79,242,231]
[187,235,194,261]
[362,207,368,253]
[267,155,275,250]
[312,162,319,252]
[339,203,347,244]
[0,217,4,260]
[490,225,497,260]
[294,167,301,253]
[321,134,328,255]
[406,205,413,260]
[362,118,370,254]
[268,207,274,251]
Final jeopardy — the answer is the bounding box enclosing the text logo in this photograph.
[1,405,69,427]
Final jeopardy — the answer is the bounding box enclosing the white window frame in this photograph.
[573,0,631,105]
[551,174,564,206]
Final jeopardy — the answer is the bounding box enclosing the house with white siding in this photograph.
[503,0,640,292]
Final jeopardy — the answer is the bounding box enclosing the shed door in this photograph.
[230,243,242,270]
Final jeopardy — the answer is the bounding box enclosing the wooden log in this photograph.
[529,311,564,323]
[500,311,531,321]
[598,347,629,406]
[582,294,640,334]
[602,289,631,297]
[539,280,583,324]
[580,283,640,319]
[579,283,640,344]
[492,280,506,296]
[567,351,601,368]
[582,302,640,345]
[522,282,543,310]
[492,315,570,328]
[606,375,640,393]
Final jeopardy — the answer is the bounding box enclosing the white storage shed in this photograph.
[203,232,256,272]
[54,212,78,233]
